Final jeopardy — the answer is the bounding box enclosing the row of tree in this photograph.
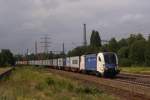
[117,34,150,66]
[68,31,150,67]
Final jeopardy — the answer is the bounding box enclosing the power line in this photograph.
[101,40,109,43]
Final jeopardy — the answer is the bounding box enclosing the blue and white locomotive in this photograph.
[80,52,119,77]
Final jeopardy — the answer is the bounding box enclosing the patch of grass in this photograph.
[120,66,150,74]
[0,66,118,100]
[75,86,101,95]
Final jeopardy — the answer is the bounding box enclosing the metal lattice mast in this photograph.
[40,34,51,54]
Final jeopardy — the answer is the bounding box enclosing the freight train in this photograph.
[17,52,120,77]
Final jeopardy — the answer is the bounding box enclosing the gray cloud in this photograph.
[0,0,150,54]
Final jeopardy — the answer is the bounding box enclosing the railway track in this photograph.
[116,73,150,87]
[120,72,150,78]
[45,68,150,100]
[0,68,14,80]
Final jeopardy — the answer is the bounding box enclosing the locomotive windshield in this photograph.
[104,53,117,65]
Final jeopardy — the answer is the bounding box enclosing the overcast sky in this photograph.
[0,0,150,54]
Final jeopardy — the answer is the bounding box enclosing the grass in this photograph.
[0,66,118,100]
[120,66,150,74]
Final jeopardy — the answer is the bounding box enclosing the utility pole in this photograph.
[62,42,65,54]
[26,48,29,65]
[83,24,87,46]
[35,41,38,60]
[35,41,38,55]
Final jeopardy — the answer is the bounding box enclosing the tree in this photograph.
[118,46,129,58]
[90,30,101,47]
[67,46,87,56]
[118,46,131,66]
[0,49,15,66]
[145,37,150,66]
[145,44,150,66]
[136,34,145,41]
[85,45,101,54]
[108,38,119,52]
[148,35,150,43]
[101,44,109,52]
[129,40,146,65]
[118,38,128,49]
[0,53,3,66]
[127,34,145,46]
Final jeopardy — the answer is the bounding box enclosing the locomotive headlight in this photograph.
[104,67,108,70]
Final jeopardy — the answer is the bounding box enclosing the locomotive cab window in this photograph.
[99,57,101,61]
[104,53,116,64]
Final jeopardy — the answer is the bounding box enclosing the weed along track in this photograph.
[46,68,150,100]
